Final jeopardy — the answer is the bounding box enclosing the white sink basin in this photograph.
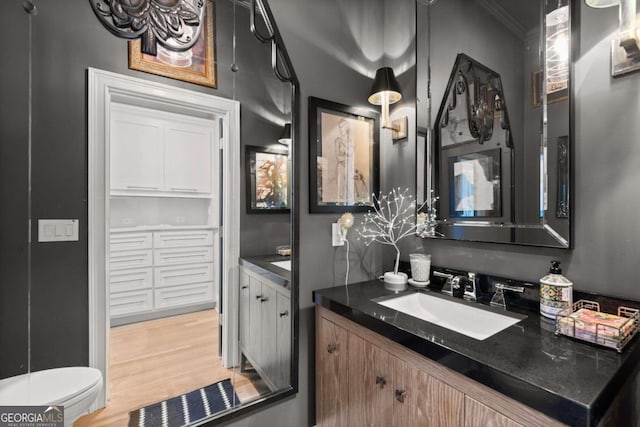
[375,292,524,340]
[270,260,291,271]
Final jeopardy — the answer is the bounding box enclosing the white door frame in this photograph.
[87,68,240,409]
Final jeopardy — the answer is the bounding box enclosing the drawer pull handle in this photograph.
[241,285,248,289]
[327,344,337,353]
[395,389,406,403]
[375,376,386,388]
[256,295,263,300]
[126,185,159,190]
[260,297,268,303]
[279,310,289,317]
[170,187,198,192]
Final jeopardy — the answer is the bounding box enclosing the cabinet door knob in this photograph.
[395,389,406,403]
[279,310,289,317]
[256,295,263,300]
[260,297,269,303]
[375,376,387,388]
[327,344,337,353]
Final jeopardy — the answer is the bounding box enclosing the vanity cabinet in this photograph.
[239,265,291,391]
[110,103,215,197]
[109,229,216,325]
[316,306,562,427]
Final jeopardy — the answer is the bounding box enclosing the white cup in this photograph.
[410,254,431,282]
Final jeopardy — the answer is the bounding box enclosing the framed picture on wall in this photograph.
[128,0,217,88]
[308,96,379,213]
[245,145,290,214]
[448,148,502,218]
[532,70,568,107]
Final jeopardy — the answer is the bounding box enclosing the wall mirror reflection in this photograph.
[417,0,573,248]
[0,0,298,425]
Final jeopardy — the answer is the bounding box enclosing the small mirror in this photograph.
[417,0,573,248]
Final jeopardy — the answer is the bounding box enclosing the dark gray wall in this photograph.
[0,0,290,378]
[0,3,30,378]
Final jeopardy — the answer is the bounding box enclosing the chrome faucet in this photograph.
[433,271,477,301]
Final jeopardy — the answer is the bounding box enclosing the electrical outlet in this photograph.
[332,222,344,247]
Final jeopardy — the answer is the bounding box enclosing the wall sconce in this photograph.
[368,67,408,141]
[586,0,640,76]
[546,2,570,93]
[278,123,291,145]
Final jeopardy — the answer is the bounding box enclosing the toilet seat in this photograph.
[0,367,102,406]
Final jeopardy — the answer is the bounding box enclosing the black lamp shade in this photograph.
[278,123,292,145]
[368,67,402,105]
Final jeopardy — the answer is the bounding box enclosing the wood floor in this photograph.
[76,310,266,427]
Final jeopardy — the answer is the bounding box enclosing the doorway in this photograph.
[87,68,241,412]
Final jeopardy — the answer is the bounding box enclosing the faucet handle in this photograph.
[495,282,525,293]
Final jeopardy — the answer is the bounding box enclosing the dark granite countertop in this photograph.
[313,280,640,426]
[239,255,291,289]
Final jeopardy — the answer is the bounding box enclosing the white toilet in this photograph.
[0,367,103,427]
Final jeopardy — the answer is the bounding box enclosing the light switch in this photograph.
[38,219,79,242]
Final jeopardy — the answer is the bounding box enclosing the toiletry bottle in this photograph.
[539,260,573,319]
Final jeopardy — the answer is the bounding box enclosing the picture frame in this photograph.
[532,70,568,108]
[245,145,290,214]
[128,1,217,88]
[448,148,502,218]
[308,96,379,213]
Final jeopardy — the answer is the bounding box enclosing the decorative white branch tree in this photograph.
[357,188,426,283]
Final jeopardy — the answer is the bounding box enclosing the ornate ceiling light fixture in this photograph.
[88,0,206,56]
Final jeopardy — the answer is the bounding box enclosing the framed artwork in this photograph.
[128,1,217,88]
[308,96,379,213]
[448,148,502,218]
[532,70,568,107]
[245,145,289,214]
[556,135,570,219]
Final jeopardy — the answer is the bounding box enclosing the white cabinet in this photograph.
[110,107,164,192]
[239,265,291,391]
[164,123,214,194]
[275,291,292,389]
[109,228,216,324]
[109,103,216,197]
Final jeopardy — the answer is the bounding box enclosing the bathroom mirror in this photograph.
[0,0,298,425]
[417,0,574,248]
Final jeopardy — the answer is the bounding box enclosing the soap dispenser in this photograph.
[540,260,573,319]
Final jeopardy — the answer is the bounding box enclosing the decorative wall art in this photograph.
[448,148,502,218]
[89,0,207,55]
[532,70,568,107]
[556,136,570,219]
[308,97,379,213]
[128,0,217,88]
[246,145,289,213]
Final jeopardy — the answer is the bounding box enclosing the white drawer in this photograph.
[154,246,213,266]
[110,249,153,270]
[155,263,214,289]
[110,290,153,317]
[154,282,214,309]
[153,230,214,248]
[110,232,152,252]
[109,268,153,293]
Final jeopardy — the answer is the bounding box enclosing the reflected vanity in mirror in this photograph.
[417,0,574,248]
[0,0,298,425]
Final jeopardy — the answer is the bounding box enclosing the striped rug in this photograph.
[128,378,238,427]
